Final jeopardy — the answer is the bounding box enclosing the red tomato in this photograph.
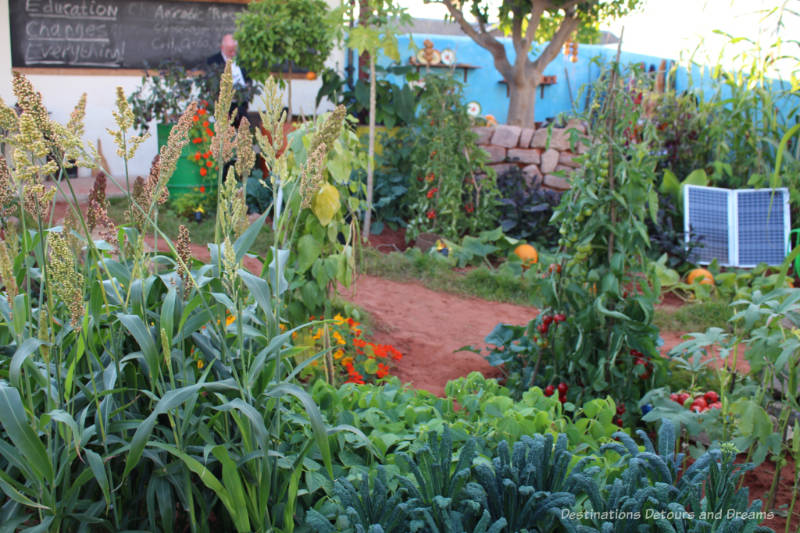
[704,391,720,403]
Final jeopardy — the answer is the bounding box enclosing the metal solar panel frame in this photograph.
[683,185,790,268]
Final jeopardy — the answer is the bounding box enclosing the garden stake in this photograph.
[605,28,623,264]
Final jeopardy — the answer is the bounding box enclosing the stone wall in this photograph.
[472,120,591,191]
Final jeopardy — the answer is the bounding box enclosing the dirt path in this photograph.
[342,274,538,395]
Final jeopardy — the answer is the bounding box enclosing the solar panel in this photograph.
[685,186,730,265]
[684,185,790,267]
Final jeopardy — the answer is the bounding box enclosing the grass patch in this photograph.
[360,247,537,306]
[653,300,732,332]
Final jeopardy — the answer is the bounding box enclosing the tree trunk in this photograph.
[362,53,376,239]
[507,75,539,127]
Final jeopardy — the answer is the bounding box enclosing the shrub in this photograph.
[495,165,562,248]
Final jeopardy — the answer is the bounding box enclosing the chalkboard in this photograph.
[9,0,247,70]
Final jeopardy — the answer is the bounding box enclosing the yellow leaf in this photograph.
[312,183,340,226]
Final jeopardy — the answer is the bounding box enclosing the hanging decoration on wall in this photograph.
[440,48,456,66]
[563,38,578,63]
[415,39,441,65]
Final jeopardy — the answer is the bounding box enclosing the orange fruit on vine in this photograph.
[514,244,538,269]
[687,268,714,285]
[305,71,317,80]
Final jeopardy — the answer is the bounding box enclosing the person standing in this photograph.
[206,34,250,126]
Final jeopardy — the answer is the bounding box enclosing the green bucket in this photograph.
[157,123,209,199]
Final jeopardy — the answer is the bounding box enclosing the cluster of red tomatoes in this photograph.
[543,382,569,403]
[670,390,721,412]
[536,313,566,335]
[630,349,652,380]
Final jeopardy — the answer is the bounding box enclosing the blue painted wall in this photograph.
[375,33,795,125]
[378,34,681,124]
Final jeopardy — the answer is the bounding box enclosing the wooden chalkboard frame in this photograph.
[9,0,258,74]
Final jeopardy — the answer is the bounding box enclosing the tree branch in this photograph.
[530,8,579,74]
[519,4,546,70]
[440,0,513,78]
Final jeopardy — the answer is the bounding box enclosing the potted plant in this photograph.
[234,0,334,118]
[128,61,213,198]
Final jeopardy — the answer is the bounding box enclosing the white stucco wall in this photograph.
[0,0,344,178]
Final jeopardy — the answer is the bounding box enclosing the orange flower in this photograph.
[206,160,214,167]
[193,137,203,144]
[194,152,202,160]
[199,186,206,193]
[199,167,207,176]
[198,109,206,116]
[205,128,214,137]
[193,115,199,122]
[202,121,210,128]
[376,363,390,378]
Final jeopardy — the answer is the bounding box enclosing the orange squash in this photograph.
[514,244,538,268]
[687,268,714,285]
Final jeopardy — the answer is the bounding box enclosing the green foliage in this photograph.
[495,166,563,249]
[276,113,367,322]
[245,168,274,214]
[315,65,419,128]
[403,75,499,241]
[369,132,414,233]
[0,73,368,532]
[471,434,587,531]
[128,60,195,132]
[128,60,260,133]
[480,62,666,415]
[235,0,334,82]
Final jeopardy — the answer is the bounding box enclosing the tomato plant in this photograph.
[403,75,499,241]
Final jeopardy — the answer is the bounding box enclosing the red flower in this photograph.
[199,186,206,193]
[205,128,214,137]
[192,115,199,122]
[376,363,390,378]
[206,160,214,167]
[193,137,203,144]
[198,108,206,116]
[426,210,436,219]
[194,152,202,160]
[204,151,212,158]
[199,167,207,176]
[202,121,210,128]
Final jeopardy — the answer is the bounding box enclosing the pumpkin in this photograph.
[687,268,714,285]
[514,244,538,268]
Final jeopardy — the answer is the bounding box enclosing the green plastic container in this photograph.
[157,123,207,199]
